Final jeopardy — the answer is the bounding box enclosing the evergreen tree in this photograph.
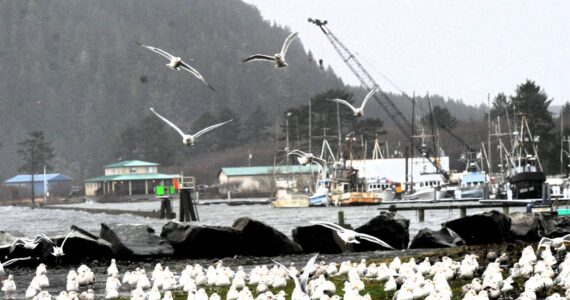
[490,93,510,119]
[17,131,55,207]
[242,106,271,143]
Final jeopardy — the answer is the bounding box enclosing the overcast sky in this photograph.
[241,0,570,106]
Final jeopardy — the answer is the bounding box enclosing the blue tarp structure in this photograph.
[4,173,72,196]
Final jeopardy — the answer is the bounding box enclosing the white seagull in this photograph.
[327,88,379,117]
[242,32,299,68]
[0,257,33,276]
[9,236,42,253]
[272,253,319,300]
[287,150,327,168]
[149,108,232,146]
[309,221,395,250]
[136,42,215,91]
[39,229,75,259]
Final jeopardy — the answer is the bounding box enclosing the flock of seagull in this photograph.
[4,235,570,300]
[136,30,378,148]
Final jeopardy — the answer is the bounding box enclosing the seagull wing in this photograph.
[149,108,187,138]
[354,232,395,250]
[327,98,357,114]
[299,253,319,293]
[179,61,215,91]
[135,42,175,60]
[2,256,32,267]
[280,32,299,56]
[242,54,275,64]
[272,259,301,288]
[359,88,379,110]
[60,229,75,249]
[190,119,233,140]
[287,150,308,157]
[36,234,55,245]
[309,221,346,233]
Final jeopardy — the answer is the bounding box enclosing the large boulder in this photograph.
[100,223,174,258]
[444,210,511,245]
[409,228,466,249]
[353,212,410,251]
[161,222,243,258]
[292,224,345,254]
[508,212,545,242]
[232,217,302,256]
[539,214,570,238]
[7,226,112,265]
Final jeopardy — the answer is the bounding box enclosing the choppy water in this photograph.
[0,199,526,239]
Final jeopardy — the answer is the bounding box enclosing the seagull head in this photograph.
[183,136,194,146]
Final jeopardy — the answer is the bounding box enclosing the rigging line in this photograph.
[354,51,430,115]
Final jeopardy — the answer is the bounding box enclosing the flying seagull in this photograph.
[310,221,395,250]
[0,257,33,276]
[40,229,75,258]
[150,108,233,146]
[136,42,215,91]
[272,253,318,300]
[287,150,327,169]
[327,87,379,117]
[242,32,299,68]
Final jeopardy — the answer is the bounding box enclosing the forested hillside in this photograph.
[0,0,484,183]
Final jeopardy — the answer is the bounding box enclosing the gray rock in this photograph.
[100,223,173,258]
[409,227,465,249]
[444,210,511,245]
[232,217,302,256]
[509,212,544,241]
[161,222,243,258]
[292,224,345,254]
[353,212,410,251]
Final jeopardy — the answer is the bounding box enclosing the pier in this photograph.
[378,197,570,222]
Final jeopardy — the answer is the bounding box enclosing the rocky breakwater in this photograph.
[4,210,570,267]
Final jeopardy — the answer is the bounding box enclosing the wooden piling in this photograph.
[502,206,509,215]
[460,207,467,218]
[418,208,425,222]
[338,211,345,226]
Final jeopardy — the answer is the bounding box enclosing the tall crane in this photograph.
[308,18,450,180]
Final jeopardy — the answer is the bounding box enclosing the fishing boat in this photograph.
[308,178,330,206]
[329,167,385,206]
[456,151,487,199]
[271,174,309,208]
[497,115,545,199]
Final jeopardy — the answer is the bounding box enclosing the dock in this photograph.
[40,205,159,218]
[377,197,570,222]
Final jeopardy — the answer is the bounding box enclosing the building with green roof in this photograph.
[84,160,179,196]
[218,165,319,194]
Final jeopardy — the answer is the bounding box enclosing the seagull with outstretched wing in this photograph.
[150,108,232,146]
[327,88,379,117]
[242,32,299,68]
[136,42,215,91]
[273,253,318,300]
[0,257,33,276]
[310,221,395,250]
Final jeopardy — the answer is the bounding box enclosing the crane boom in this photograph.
[308,18,450,180]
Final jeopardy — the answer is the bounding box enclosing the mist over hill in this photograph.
[0,0,484,183]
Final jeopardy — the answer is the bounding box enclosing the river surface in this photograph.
[0,199,526,239]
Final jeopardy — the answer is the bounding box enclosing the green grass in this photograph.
[118,244,532,300]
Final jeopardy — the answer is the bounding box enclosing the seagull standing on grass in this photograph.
[149,108,232,146]
[272,253,319,300]
[309,221,395,250]
[327,88,379,117]
[136,42,215,91]
[242,32,299,68]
